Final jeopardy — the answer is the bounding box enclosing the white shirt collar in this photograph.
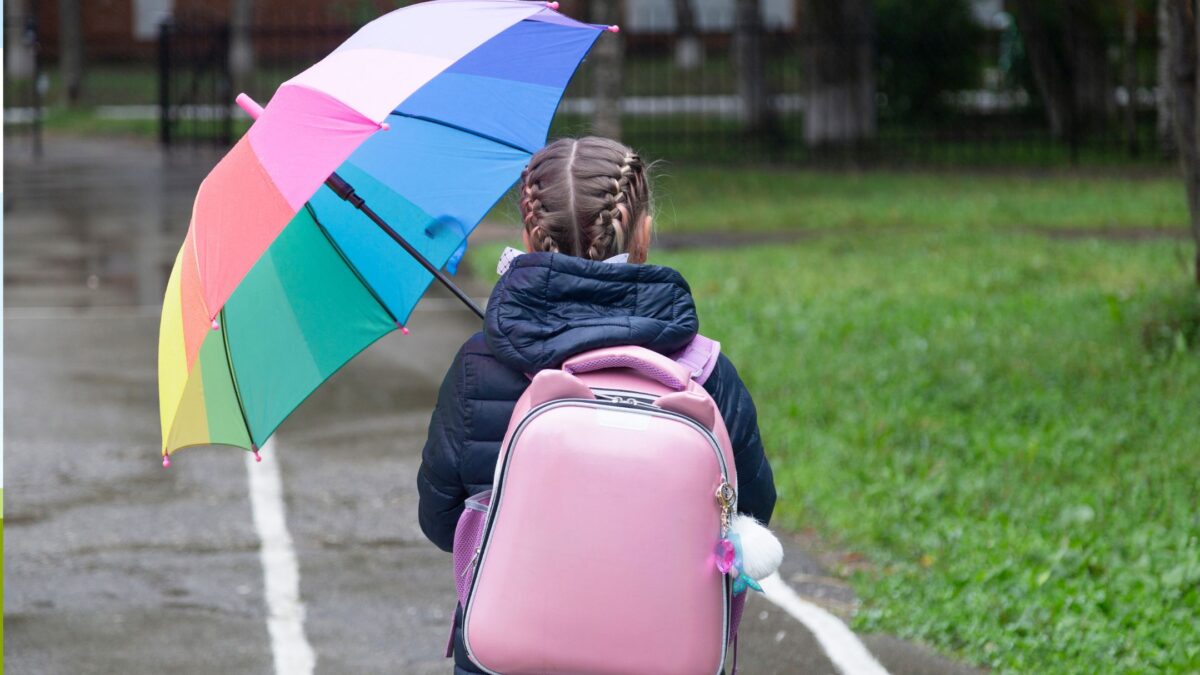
[497,247,631,275]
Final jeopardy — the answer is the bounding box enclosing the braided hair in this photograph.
[518,137,652,262]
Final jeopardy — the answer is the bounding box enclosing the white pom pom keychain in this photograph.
[731,514,784,581]
[716,513,784,593]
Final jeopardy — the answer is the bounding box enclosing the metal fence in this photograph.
[158,18,367,147]
[9,7,1174,168]
[158,20,232,146]
[552,19,1170,166]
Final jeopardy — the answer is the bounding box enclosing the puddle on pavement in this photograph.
[5,137,222,309]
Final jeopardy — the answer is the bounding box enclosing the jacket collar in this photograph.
[484,252,699,372]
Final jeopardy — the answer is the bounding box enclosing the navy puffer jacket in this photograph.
[418,252,776,672]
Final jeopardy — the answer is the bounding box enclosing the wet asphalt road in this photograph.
[4,137,979,674]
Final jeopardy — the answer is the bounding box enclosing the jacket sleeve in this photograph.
[704,353,777,525]
[417,346,470,552]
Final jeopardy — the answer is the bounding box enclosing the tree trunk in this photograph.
[57,0,84,105]
[1158,0,1177,154]
[1014,0,1115,143]
[673,0,702,70]
[230,0,255,96]
[1164,0,1200,284]
[590,0,623,140]
[734,0,770,132]
[1012,0,1071,137]
[1065,7,1115,132]
[801,0,875,145]
[5,0,35,79]
[1122,0,1139,156]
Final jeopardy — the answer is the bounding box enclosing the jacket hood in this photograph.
[484,252,699,373]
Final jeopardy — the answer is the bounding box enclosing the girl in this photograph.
[418,136,777,674]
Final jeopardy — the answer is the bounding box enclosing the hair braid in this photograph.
[517,137,653,262]
[586,183,623,261]
[520,167,558,253]
[587,152,643,259]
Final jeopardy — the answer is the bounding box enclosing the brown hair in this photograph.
[519,137,652,262]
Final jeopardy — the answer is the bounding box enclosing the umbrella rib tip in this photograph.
[607,24,620,33]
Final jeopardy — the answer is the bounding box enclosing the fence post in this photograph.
[589,1,622,140]
[1067,111,1080,165]
[27,15,42,158]
[158,20,172,147]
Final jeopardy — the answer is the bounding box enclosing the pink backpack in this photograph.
[451,338,744,674]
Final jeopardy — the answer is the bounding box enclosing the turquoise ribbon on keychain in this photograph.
[715,533,763,594]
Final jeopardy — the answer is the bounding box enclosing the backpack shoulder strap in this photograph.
[672,334,721,386]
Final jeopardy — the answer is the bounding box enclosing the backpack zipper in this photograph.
[462,397,733,674]
[590,387,658,405]
[460,547,481,579]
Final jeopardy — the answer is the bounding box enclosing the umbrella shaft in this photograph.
[324,172,486,321]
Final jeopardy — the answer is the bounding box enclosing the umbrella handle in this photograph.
[235,93,486,322]
[323,173,487,320]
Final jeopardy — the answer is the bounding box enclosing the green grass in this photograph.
[648,167,1190,233]
[6,105,253,141]
[485,166,1189,236]
[470,169,1200,673]
[38,106,161,138]
[4,65,159,107]
[657,233,1200,674]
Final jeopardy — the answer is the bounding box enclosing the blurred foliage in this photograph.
[649,166,1188,233]
[1010,0,1132,39]
[997,17,1031,90]
[875,0,985,119]
[326,0,405,27]
[1005,0,1159,127]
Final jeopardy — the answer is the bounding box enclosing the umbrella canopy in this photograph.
[158,0,607,463]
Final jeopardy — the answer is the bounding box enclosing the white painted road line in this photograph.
[246,438,316,675]
[760,573,891,675]
[26,300,886,674]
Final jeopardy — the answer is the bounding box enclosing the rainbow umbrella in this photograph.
[158,0,613,465]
